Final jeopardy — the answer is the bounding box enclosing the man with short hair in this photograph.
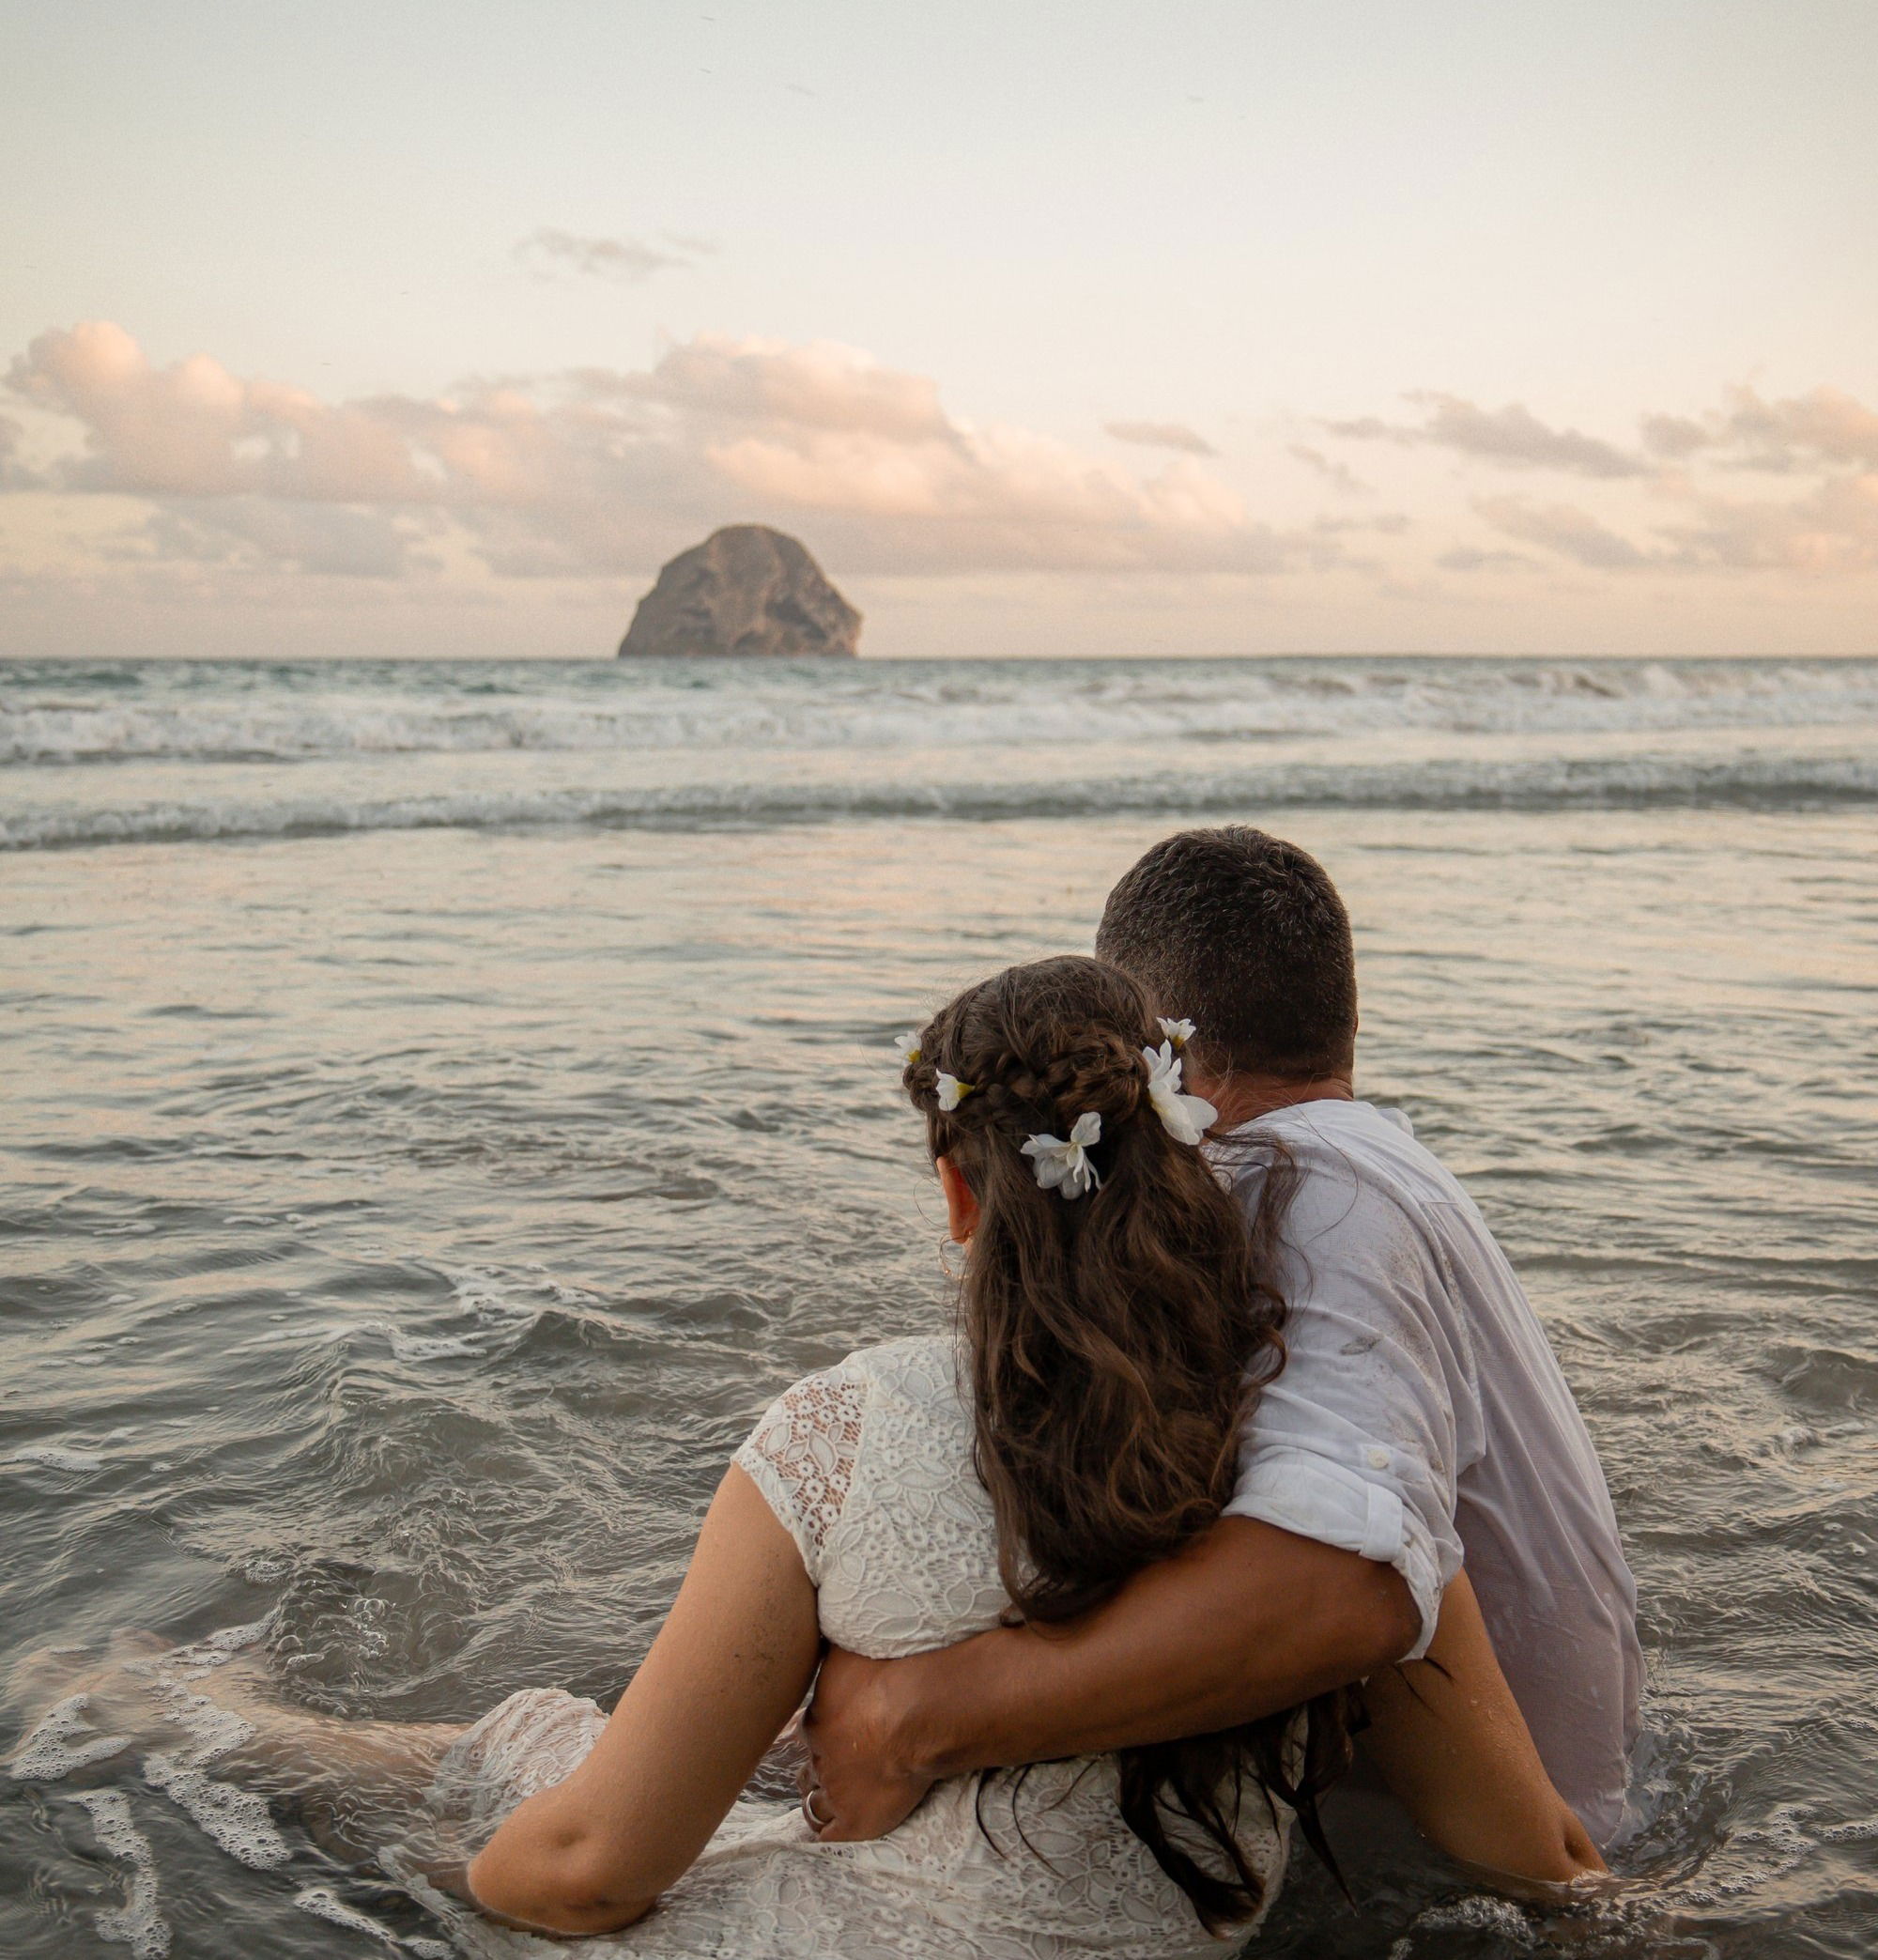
[804,825,1641,1856]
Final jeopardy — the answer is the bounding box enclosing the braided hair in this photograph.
[904,954,1352,1932]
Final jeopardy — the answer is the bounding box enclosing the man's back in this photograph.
[1220,1098,1641,1844]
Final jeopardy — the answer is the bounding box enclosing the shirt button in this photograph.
[1365,1447,1390,1470]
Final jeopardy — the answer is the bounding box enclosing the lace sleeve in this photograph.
[733,1358,869,1586]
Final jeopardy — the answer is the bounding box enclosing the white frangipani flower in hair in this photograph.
[1157,1017,1197,1049]
[894,1031,922,1064]
[1142,1042,1217,1147]
[1022,1111,1102,1198]
[935,1073,974,1111]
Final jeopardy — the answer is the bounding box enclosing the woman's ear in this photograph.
[936,1155,980,1245]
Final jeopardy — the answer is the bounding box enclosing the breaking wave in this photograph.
[7,749,1876,850]
[4,656,1878,765]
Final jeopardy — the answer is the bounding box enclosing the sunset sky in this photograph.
[4,0,1874,658]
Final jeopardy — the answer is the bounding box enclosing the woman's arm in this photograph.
[465,1464,822,1936]
[1359,1569,1605,1887]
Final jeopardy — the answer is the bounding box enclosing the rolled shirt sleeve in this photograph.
[1220,1144,1479,1660]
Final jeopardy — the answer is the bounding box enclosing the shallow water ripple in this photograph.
[3,799,1875,1957]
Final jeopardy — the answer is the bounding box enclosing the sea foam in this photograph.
[4,746,1875,852]
[9,1693,135,1779]
[4,655,1876,766]
[66,1790,170,1959]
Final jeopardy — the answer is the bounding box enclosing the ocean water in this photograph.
[2,654,1875,1959]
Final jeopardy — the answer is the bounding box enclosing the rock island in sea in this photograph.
[618,525,862,658]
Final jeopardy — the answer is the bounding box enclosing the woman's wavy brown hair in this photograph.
[903,954,1353,1933]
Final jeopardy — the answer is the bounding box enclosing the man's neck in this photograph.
[1195,1070,1356,1134]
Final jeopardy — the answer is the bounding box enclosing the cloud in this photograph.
[1327,393,1647,479]
[140,499,423,578]
[1104,420,1217,457]
[1332,381,1878,486]
[1731,386,1878,469]
[1312,510,1408,537]
[7,320,432,501]
[1473,464,1878,578]
[0,413,33,489]
[1641,384,1878,474]
[1289,444,1370,496]
[1435,546,1536,573]
[1660,471,1878,574]
[1325,379,1878,581]
[5,322,1323,579]
[1474,496,1654,569]
[623,333,950,441]
[514,227,711,283]
[15,335,1872,600]
[1638,412,1711,460]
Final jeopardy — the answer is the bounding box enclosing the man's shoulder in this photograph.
[1239,1098,1454,1174]
[1224,1101,1465,1237]
[1220,1102,1515,1353]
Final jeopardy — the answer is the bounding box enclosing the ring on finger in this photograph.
[801,1786,831,1830]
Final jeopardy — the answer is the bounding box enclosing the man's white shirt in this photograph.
[1217,1098,1642,1846]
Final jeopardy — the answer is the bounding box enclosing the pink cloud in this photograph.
[1326,393,1646,479]
[1642,384,1878,473]
[4,323,1324,577]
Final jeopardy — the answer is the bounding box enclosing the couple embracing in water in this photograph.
[22,826,1641,1956]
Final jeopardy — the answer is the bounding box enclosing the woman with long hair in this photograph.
[16,956,1600,1955]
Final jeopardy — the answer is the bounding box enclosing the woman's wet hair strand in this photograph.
[904,954,1353,1931]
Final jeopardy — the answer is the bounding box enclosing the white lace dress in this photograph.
[407,1335,1289,1960]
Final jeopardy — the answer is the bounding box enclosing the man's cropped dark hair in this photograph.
[1095,826,1357,1081]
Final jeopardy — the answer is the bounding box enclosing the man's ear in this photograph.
[936,1155,980,1244]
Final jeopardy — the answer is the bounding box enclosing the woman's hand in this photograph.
[797,1646,939,1840]
[1361,1569,1607,1887]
